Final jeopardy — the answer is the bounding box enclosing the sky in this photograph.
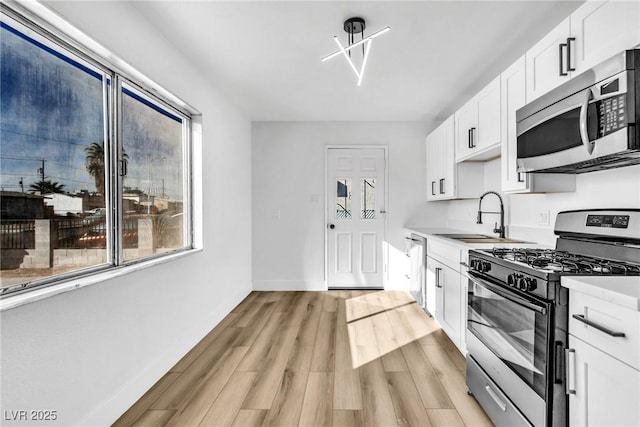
[0,19,184,201]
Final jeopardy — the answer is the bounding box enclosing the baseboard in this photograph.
[78,285,251,427]
[252,280,327,291]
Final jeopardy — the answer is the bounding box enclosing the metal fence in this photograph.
[54,217,138,249]
[0,220,35,249]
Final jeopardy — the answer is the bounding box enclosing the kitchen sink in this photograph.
[434,234,529,244]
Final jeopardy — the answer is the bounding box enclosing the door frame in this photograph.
[324,145,389,290]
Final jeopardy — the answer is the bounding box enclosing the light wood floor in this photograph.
[113,291,493,427]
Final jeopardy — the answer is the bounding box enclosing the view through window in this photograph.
[0,13,193,295]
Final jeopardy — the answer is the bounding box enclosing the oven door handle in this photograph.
[469,273,547,315]
[579,87,595,155]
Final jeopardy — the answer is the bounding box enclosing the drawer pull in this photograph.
[572,314,626,338]
[484,385,507,412]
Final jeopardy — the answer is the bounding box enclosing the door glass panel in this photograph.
[361,178,376,219]
[335,178,351,219]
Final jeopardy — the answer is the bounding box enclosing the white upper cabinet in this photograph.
[526,0,640,102]
[500,56,576,193]
[526,17,572,102]
[455,76,502,162]
[571,1,640,74]
[426,115,483,201]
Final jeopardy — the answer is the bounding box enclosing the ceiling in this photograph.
[131,1,583,125]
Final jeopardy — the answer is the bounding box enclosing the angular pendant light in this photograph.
[321,17,390,86]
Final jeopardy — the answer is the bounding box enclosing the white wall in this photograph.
[252,121,447,291]
[440,159,640,245]
[1,2,252,426]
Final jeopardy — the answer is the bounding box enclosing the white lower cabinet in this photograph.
[566,286,640,426]
[426,238,467,355]
[568,335,640,427]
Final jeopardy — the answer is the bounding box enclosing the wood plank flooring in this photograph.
[113,291,492,427]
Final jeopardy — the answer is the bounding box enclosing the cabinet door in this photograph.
[501,56,528,193]
[458,271,468,355]
[425,257,438,316]
[569,335,640,427]
[454,98,477,161]
[476,75,501,152]
[439,115,456,198]
[571,1,640,74]
[426,132,439,201]
[526,17,571,101]
[441,264,461,348]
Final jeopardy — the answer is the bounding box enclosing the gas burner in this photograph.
[486,247,640,275]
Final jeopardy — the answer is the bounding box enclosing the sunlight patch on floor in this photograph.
[345,291,438,368]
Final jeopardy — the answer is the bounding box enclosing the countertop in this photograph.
[405,226,549,250]
[561,276,640,312]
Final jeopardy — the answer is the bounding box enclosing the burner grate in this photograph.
[489,248,640,275]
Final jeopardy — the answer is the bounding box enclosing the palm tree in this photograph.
[29,180,65,194]
[85,141,128,195]
[85,142,106,195]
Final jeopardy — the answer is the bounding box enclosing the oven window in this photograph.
[517,103,599,158]
[468,280,549,398]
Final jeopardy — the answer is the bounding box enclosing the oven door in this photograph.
[467,272,550,399]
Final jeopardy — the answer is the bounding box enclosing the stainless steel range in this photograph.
[465,209,640,427]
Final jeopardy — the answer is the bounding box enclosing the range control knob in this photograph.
[525,277,537,292]
[517,277,537,292]
[507,273,518,287]
[470,259,480,271]
[480,261,491,273]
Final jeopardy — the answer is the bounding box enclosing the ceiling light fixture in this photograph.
[322,17,390,86]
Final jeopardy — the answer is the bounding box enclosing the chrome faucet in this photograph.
[477,191,505,238]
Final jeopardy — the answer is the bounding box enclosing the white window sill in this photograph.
[0,248,202,312]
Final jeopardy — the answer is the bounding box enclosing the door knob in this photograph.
[328,224,335,229]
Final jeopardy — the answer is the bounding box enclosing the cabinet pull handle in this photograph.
[468,128,472,149]
[565,348,576,395]
[435,267,442,288]
[484,385,507,412]
[559,43,568,76]
[566,37,576,71]
[470,127,476,148]
[439,178,445,194]
[572,314,626,337]
[517,171,524,182]
[431,181,436,196]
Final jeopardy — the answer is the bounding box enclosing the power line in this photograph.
[0,128,97,147]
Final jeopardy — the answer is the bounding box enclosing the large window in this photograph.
[0,9,194,296]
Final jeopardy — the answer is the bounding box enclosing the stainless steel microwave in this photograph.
[517,49,640,173]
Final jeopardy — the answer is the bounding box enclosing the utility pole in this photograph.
[37,159,46,181]
[19,177,24,193]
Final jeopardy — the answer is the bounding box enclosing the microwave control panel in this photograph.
[597,94,626,137]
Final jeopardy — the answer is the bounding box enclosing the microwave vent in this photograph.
[531,150,640,174]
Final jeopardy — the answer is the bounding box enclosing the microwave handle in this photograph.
[579,88,595,155]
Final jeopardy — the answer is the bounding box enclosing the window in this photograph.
[0,8,194,297]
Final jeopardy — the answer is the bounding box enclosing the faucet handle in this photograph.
[493,222,501,234]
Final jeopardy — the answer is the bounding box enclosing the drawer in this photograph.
[569,290,640,370]
[427,239,462,271]
[467,356,533,427]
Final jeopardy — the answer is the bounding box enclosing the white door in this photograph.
[326,148,386,288]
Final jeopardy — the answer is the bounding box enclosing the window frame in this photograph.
[0,2,200,304]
